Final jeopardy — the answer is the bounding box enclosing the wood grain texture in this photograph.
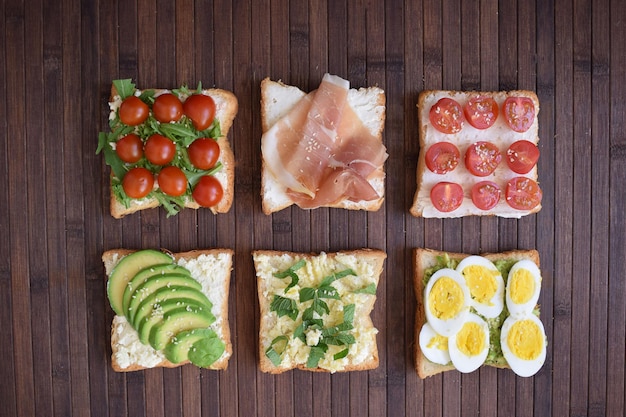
[0,0,624,416]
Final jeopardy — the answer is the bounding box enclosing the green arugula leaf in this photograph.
[333,348,349,360]
[187,331,225,368]
[293,319,324,343]
[342,304,355,324]
[138,89,155,104]
[319,268,356,287]
[270,295,299,321]
[317,285,340,300]
[265,335,288,366]
[306,344,328,368]
[159,122,202,147]
[299,287,316,303]
[273,259,306,293]
[183,163,223,187]
[152,192,186,217]
[98,133,128,180]
[112,79,136,100]
[353,283,377,295]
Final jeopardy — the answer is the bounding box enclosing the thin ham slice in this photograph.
[262,74,387,208]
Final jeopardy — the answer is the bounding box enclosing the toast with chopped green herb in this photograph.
[253,249,386,374]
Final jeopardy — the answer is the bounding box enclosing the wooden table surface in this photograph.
[2,0,625,416]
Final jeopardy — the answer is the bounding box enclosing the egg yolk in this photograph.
[507,319,543,360]
[509,268,535,305]
[455,322,485,356]
[427,334,449,351]
[462,265,499,306]
[428,277,465,320]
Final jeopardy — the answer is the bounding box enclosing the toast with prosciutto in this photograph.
[410,90,542,218]
[260,74,387,214]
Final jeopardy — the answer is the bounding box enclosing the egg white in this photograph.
[448,312,490,373]
[505,260,542,317]
[456,256,505,318]
[500,313,547,377]
[424,268,470,337]
[418,322,451,365]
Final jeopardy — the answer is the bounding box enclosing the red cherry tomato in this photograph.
[144,134,176,165]
[157,166,188,197]
[115,134,143,163]
[119,96,149,126]
[188,138,221,170]
[465,141,502,177]
[464,96,499,129]
[429,98,464,134]
[183,94,216,131]
[505,177,542,210]
[430,182,464,212]
[503,97,535,133]
[122,167,154,199]
[192,175,223,207]
[471,181,502,210]
[425,142,460,174]
[152,93,183,123]
[506,140,540,174]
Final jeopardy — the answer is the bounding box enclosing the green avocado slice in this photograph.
[164,328,225,367]
[126,274,202,323]
[149,307,215,351]
[107,250,173,316]
[122,263,192,314]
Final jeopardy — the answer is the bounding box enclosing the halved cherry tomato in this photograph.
[429,98,464,134]
[505,177,542,210]
[157,166,188,197]
[119,96,149,126]
[122,167,154,198]
[465,141,502,177]
[183,94,216,131]
[192,175,223,207]
[506,140,540,174]
[425,142,460,174]
[471,181,501,210]
[144,134,176,165]
[152,93,183,123]
[115,134,143,163]
[188,138,221,170]
[430,182,464,212]
[464,96,499,129]
[503,97,535,133]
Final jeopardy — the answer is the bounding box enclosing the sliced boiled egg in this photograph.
[418,322,451,365]
[506,260,542,317]
[500,313,547,377]
[448,312,490,373]
[456,256,505,319]
[424,268,470,337]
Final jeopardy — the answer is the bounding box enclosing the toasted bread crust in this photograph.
[410,90,541,218]
[413,247,540,379]
[260,77,386,215]
[107,85,238,218]
[253,249,386,373]
[103,248,233,372]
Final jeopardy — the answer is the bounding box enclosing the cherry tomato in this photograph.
[429,98,464,134]
[430,182,464,212]
[152,93,183,123]
[122,167,154,199]
[115,134,143,163]
[506,140,540,174]
[425,142,460,174]
[503,97,535,133]
[183,94,216,131]
[157,166,188,197]
[192,175,223,207]
[188,138,221,170]
[505,177,542,210]
[119,96,149,126]
[471,181,501,210]
[144,134,176,165]
[464,96,499,129]
[465,141,502,177]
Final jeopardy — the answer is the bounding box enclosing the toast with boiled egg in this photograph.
[98,79,238,218]
[253,249,386,373]
[103,248,233,372]
[260,74,387,214]
[410,90,542,218]
[414,248,547,378]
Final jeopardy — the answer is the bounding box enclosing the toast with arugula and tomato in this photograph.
[103,248,233,371]
[97,79,238,218]
[410,90,542,218]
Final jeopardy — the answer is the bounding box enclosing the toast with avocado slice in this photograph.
[103,248,233,372]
